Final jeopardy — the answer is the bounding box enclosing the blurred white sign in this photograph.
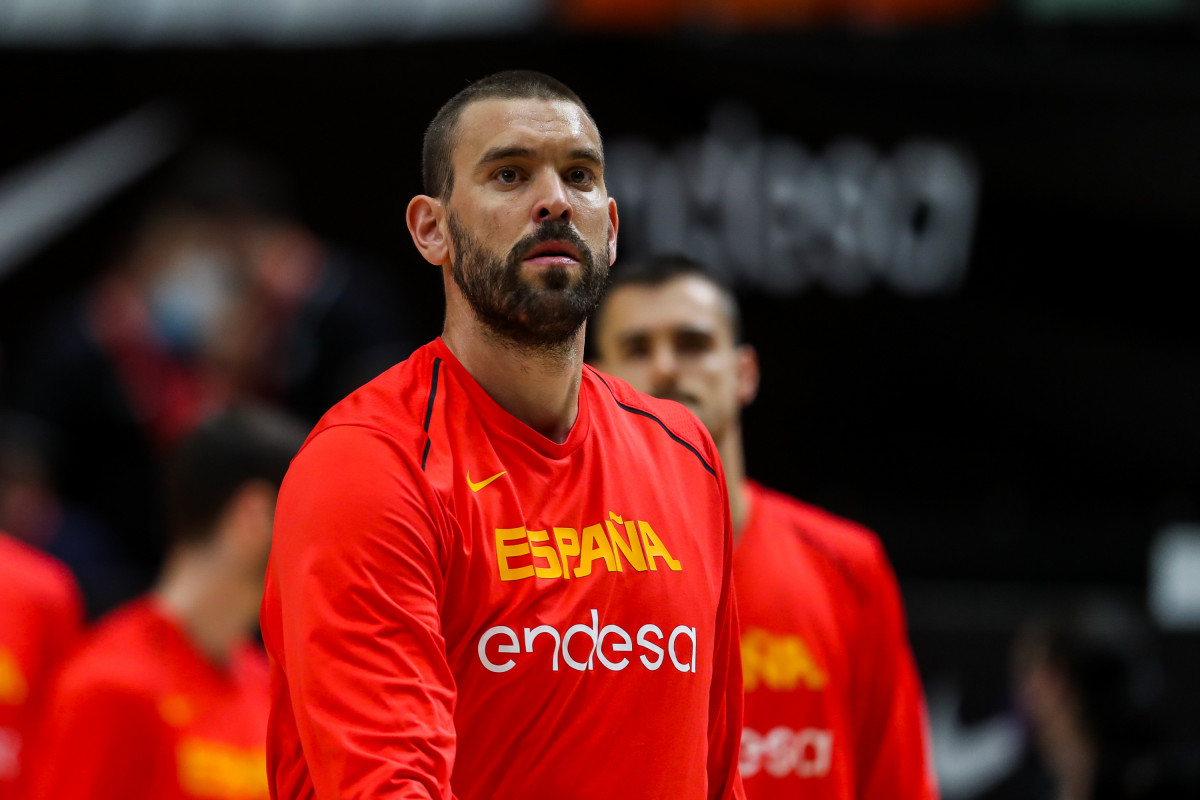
[1149,522,1200,630]
[0,0,544,44]
[608,103,980,297]
[1019,0,1182,21]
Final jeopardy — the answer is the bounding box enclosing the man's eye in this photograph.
[496,168,520,184]
[676,333,713,354]
[568,168,594,186]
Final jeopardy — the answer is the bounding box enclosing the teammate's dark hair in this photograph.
[599,254,742,344]
[163,403,308,547]
[423,70,597,200]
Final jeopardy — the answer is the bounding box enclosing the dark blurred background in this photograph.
[1,0,1198,796]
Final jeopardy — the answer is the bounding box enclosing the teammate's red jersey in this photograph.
[0,533,82,794]
[261,338,744,800]
[735,481,938,800]
[22,598,270,800]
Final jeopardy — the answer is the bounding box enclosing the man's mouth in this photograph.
[522,240,581,267]
[657,390,700,407]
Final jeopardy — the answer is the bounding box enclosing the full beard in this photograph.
[449,214,610,353]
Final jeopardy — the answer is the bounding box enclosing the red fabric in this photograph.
[735,482,938,800]
[22,598,270,800]
[261,338,744,800]
[0,533,83,793]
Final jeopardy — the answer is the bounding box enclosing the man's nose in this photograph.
[649,343,678,386]
[532,171,571,224]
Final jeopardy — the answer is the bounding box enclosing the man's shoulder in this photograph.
[306,340,441,446]
[747,482,888,576]
[0,533,81,615]
[584,366,718,476]
[53,600,169,698]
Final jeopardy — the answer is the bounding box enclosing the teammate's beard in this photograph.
[449,213,610,352]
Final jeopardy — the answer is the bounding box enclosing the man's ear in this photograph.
[606,196,619,266]
[407,195,449,266]
[736,343,760,408]
[218,480,276,566]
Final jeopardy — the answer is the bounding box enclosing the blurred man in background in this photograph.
[0,143,415,618]
[21,403,306,800]
[592,254,938,800]
[0,531,83,796]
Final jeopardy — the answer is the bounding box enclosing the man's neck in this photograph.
[716,423,751,541]
[442,305,585,445]
[153,548,252,667]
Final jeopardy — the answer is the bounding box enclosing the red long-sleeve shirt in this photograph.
[0,533,82,794]
[735,481,938,800]
[261,338,744,799]
[21,598,270,800]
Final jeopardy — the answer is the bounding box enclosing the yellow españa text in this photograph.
[741,628,828,692]
[176,737,268,798]
[495,512,682,581]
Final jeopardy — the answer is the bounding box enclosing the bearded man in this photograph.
[261,71,745,800]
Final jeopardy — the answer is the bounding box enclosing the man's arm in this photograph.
[705,457,746,800]
[265,425,457,799]
[854,541,940,800]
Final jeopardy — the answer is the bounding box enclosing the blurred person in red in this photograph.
[261,71,745,799]
[592,254,939,800]
[0,144,415,618]
[21,403,307,800]
[0,531,83,796]
[0,181,247,616]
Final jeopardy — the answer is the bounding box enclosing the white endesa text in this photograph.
[741,726,834,779]
[0,727,20,780]
[478,609,698,674]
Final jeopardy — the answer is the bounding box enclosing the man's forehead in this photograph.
[606,278,731,335]
[455,97,600,158]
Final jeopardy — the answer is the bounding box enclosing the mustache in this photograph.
[510,219,593,266]
[655,388,700,406]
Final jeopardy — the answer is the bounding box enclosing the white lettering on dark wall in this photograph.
[608,103,981,297]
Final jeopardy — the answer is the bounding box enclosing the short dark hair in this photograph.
[422,70,596,200]
[163,403,308,546]
[598,254,742,344]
